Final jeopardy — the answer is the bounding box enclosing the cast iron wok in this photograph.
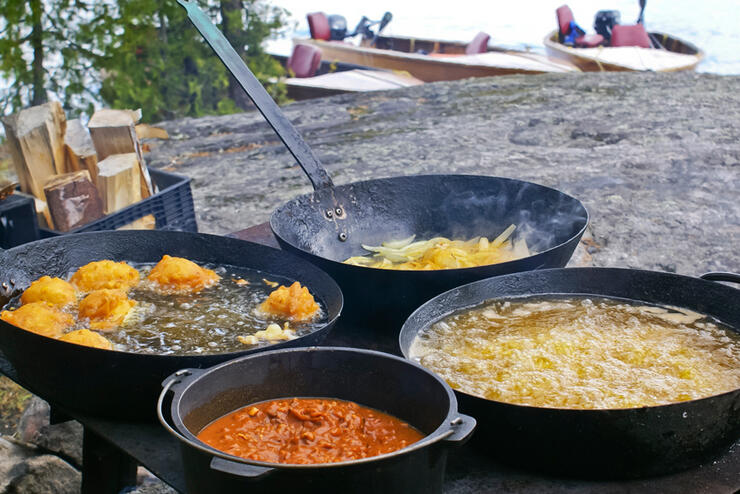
[0,230,342,420]
[399,268,740,478]
[178,1,589,341]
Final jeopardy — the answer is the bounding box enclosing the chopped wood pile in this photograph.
[1,102,169,232]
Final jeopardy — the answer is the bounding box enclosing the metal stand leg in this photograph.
[82,427,138,494]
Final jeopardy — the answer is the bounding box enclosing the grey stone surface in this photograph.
[3,454,80,494]
[16,397,49,444]
[0,437,35,493]
[33,421,83,468]
[146,72,739,276]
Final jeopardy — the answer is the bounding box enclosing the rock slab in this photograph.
[146,72,739,275]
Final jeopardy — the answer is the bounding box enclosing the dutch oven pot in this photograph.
[158,346,476,493]
[399,268,740,479]
[0,230,343,420]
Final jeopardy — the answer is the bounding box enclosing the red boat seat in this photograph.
[465,32,491,54]
[287,44,322,78]
[556,4,604,47]
[556,5,575,39]
[575,33,605,48]
[610,24,652,48]
[307,12,330,41]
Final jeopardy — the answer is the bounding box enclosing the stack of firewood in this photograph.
[1,102,168,232]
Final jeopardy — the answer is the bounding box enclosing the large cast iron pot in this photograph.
[0,230,343,420]
[158,346,476,493]
[399,268,740,478]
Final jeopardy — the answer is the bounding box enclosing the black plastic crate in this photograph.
[0,194,40,248]
[40,169,197,237]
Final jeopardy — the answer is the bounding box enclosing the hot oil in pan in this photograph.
[3,264,326,356]
[112,264,326,355]
[410,296,740,409]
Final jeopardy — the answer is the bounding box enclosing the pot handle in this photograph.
[442,413,476,446]
[700,272,740,286]
[160,367,205,391]
[210,457,275,480]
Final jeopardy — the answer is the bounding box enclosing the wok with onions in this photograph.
[344,225,530,270]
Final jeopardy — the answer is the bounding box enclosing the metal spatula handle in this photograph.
[177,0,334,191]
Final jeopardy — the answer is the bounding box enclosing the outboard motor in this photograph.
[594,10,620,42]
[328,14,348,40]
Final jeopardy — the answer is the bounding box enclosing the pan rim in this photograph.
[269,173,590,272]
[0,230,343,359]
[399,266,740,413]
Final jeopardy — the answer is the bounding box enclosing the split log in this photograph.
[135,124,169,140]
[88,109,153,198]
[64,119,99,183]
[44,170,104,232]
[96,153,142,214]
[1,102,67,200]
[117,214,156,230]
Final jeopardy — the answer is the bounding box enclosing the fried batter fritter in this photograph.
[147,255,220,293]
[78,289,137,330]
[70,260,140,292]
[1,302,75,338]
[59,329,113,350]
[21,276,77,308]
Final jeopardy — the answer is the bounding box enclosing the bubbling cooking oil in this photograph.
[69,263,325,355]
[410,297,740,409]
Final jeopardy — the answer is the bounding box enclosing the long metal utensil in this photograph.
[176,0,334,192]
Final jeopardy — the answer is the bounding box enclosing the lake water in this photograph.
[266,0,739,75]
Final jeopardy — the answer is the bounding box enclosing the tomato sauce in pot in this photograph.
[196,398,424,464]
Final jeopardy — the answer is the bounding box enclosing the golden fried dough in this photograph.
[21,276,77,308]
[259,282,319,321]
[0,302,74,338]
[147,255,220,293]
[78,289,137,330]
[70,260,140,292]
[59,329,113,350]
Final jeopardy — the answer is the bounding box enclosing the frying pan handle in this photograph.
[210,457,275,480]
[176,0,334,192]
[442,413,476,446]
[700,272,740,286]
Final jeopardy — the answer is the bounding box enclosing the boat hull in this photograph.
[543,30,703,72]
[297,37,578,82]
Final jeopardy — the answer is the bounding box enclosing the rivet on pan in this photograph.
[9,279,15,285]
[338,232,348,242]
[335,207,343,216]
[450,417,463,426]
[1,283,7,290]
[325,210,333,219]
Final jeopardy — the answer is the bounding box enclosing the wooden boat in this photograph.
[285,68,423,100]
[543,30,704,72]
[296,35,580,82]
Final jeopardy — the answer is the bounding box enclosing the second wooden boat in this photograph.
[296,35,580,82]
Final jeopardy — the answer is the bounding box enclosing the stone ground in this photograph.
[146,71,739,276]
[0,71,738,492]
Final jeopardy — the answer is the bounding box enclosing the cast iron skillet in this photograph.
[0,230,343,420]
[399,268,740,478]
[178,1,589,337]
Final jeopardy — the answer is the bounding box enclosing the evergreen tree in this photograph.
[100,0,288,123]
[0,0,113,115]
[1,0,288,122]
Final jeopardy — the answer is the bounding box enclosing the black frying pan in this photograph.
[0,230,343,420]
[399,268,740,478]
[177,2,589,337]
